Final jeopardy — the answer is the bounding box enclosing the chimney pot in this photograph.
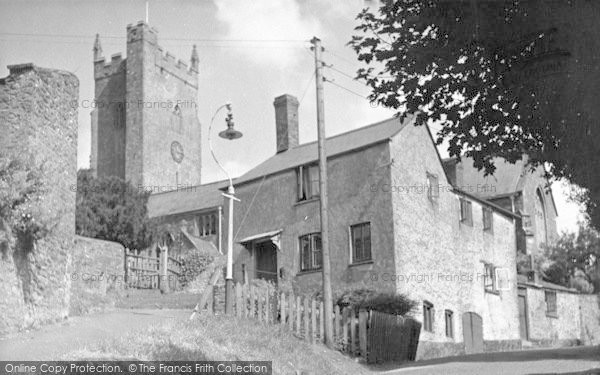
[273,94,299,153]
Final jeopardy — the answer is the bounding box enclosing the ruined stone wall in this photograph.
[0,64,78,334]
[69,236,125,316]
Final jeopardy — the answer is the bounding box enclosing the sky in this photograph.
[0,0,586,233]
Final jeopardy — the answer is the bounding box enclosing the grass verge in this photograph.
[63,312,371,375]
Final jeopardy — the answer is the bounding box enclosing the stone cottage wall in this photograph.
[229,141,396,296]
[389,123,520,360]
[0,64,78,334]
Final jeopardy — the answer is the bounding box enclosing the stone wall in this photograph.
[525,287,581,344]
[0,64,78,335]
[579,294,600,345]
[389,123,520,360]
[69,236,125,316]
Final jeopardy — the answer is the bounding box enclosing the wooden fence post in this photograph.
[311,299,317,343]
[359,309,368,360]
[349,308,356,355]
[303,297,310,342]
[280,293,286,325]
[334,305,341,341]
[249,285,255,318]
[288,295,294,331]
[296,296,301,336]
[319,301,324,342]
[265,290,270,323]
[159,246,169,294]
[235,283,242,317]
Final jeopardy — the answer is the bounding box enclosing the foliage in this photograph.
[542,223,600,293]
[75,169,155,250]
[0,154,55,256]
[350,0,600,230]
[178,253,214,288]
[335,287,417,316]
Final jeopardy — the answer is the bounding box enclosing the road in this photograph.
[378,346,600,375]
[0,309,189,360]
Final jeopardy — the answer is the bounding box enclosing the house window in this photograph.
[197,213,217,237]
[297,164,320,201]
[299,233,322,272]
[459,198,473,226]
[350,222,372,263]
[444,310,454,338]
[545,290,557,316]
[423,301,434,332]
[427,172,439,201]
[483,207,493,232]
[484,263,497,293]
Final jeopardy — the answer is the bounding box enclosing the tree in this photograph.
[350,0,600,230]
[75,170,155,250]
[543,224,600,293]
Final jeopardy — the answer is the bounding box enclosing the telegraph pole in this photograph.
[311,36,334,348]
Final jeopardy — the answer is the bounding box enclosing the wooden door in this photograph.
[518,288,529,340]
[254,241,278,284]
[462,312,483,354]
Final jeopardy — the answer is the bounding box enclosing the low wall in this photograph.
[69,236,125,315]
[580,294,600,345]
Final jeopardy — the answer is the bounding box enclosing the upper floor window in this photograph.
[297,164,320,201]
[350,222,372,264]
[197,213,217,237]
[423,301,434,332]
[484,263,497,293]
[483,207,493,232]
[459,198,473,226]
[445,310,454,338]
[300,233,322,272]
[545,290,557,317]
[426,172,439,202]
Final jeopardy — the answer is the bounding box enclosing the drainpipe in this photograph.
[218,206,223,254]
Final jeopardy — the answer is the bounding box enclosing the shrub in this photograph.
[335,287,417,317]
[178,253,213,288]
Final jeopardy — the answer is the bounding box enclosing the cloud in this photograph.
[214,0,321,68]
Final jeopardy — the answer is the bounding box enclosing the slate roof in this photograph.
[444,156,528,198]
[147,179,228,218]
[233,116,412,186]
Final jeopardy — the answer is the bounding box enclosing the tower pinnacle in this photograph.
[93,34,103,61]
[190,44,199,73]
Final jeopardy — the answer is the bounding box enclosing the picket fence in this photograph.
[204,282,421,363]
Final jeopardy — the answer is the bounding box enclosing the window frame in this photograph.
[484,262,498,293]
[482,207,494,232]
[459,198,473,226]
[423,301,434,332]
[444,310,454,338]
[545,290,558,317]
[350,222,372,264]
[299,233,322,272]
[297,164,320,202]
[426,172,440,202]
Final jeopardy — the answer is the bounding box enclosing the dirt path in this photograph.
[0,309,190,360]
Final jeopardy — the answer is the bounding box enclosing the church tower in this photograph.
[91,22,201,190]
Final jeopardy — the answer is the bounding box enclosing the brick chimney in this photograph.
[273,94,299,153]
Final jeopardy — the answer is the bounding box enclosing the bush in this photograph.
[335,287,417,317]
[178,253,213,288]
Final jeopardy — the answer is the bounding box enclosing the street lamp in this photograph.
[208,103,243,315]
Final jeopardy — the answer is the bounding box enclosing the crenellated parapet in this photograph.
[153,46,198,87]
[93,53,126,80]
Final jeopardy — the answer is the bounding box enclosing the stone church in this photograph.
[90,22,599,358]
